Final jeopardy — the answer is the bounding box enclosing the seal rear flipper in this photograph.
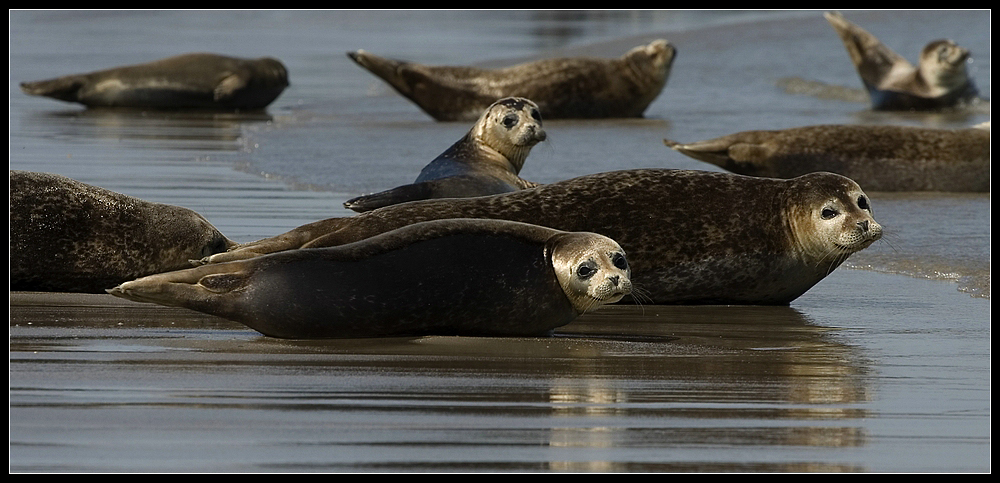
[664,137,738,167]
[20,75,88,102]
[347,50,414,95]
[108,264,253,309]
[344,182,437,213]
[823,11,912,91]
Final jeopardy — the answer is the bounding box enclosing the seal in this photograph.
[348,39,676,121]
[664,124,990,192]
[824,11,978,110]
[10,170,236,293]
[109,219,632,339]
[344,97,547,212]
[20,53,289,110]
[201,169,882,305]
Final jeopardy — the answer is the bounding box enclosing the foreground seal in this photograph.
[110,219,632,338]
[664,124,990,192]
[10,171,236,293]
[348,39,676,121]
[344,97,547,212]
[824,11,978,110]
[20,53,289,110]
[202,169,882,305]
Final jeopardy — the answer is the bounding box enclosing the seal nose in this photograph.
[858,220,869,232]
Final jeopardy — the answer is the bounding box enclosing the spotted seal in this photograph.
[348,39,676,121]
[664,124,990,192]
[10,170,235,293]
[201,169,882,305]
[824,11,978,110]
[110,219,632,338]
[344,97,547,212]
[19,53,289,110]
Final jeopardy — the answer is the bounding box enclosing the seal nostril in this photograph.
[609,275,619,286]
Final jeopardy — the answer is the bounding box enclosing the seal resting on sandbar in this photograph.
[110,219,632,339]
[824,11,978,110]
[347,39,676,121]
[10,170,236,293]
[199,169,882,306]
[344,97,547,212]
[19,53,289,110]
[664,124,990,192]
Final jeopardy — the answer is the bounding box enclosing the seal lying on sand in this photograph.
[201,169,882,305]
[824,11,978,110]
[348,39,676,121]
[20,53,289,110]
[110,219,632,338]
[344,97,547,213]
[10,170,235,293]
[664,124,990,192]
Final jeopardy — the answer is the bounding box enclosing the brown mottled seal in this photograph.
[110,219,632,339]
[348,39,676,121]
[10,170,236,293]
[20,53,289,110]
[824,11,978,110]
[344,97,547,213]
[664,124,990,192]
[201,169,882,305]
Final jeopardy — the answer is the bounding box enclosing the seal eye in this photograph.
[821,208,839,220]
[576,262,598,280]
[612,252,628,271]
[502,113,519,129]
[857,196,869,211]
[530,109,542,122]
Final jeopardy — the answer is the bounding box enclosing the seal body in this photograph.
[824,11,978,110]
[110,219,632,339]
[204,169,882,306]
[20,53,289,110]
[10,171,235,293]
[664,124,990,192]
[348,39,676,121]
[344,97,547,212]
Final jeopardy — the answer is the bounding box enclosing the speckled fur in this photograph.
[665,124,990,192]
[206,169,882,305]
[10,171,234,293]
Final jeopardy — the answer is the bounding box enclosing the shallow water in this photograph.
[8,10,991,473]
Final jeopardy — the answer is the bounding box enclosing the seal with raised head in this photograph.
[10,170,236,293]
[344,97,547,213]
[201,169,882,306]
[20,53,289,110]
[110,219,632,339]
[824,11,978,110]
[664,124,990,192]
[348,39,676,121]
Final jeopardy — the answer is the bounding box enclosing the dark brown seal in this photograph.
[824,11,978,110]
[344,97,546,212]
[110,219,632,339]
[348,39,676,121]
[10,170,235,293]
[201,169,882,306]
[20,53,289,110]
[664,124,990,192]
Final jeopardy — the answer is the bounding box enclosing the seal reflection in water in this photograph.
[345,97,547,212]
[110,219,632,339]
[348,39,675,121]
[10,170,235,293]
[202,169,882,306]
[20,53,289,110]
[824,11,978,110]
[664,124,990,192]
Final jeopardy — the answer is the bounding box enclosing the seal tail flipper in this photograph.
[20,75,88,103]
[347,50,417,96]
[344,182,437,213]
[664,137,737,168]
[823,11,912,91]
[108,263,251,310]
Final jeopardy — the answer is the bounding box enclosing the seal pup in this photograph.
[824,11,978,110]
[348,39,676,121]
[200,169,882,306]
[20,53,289,110]
[664,124,990,192]
[110,219,632,339]
[10,171,236,293]
[344,97,547,212]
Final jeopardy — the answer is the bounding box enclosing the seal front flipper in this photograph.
[213,72,249,101]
